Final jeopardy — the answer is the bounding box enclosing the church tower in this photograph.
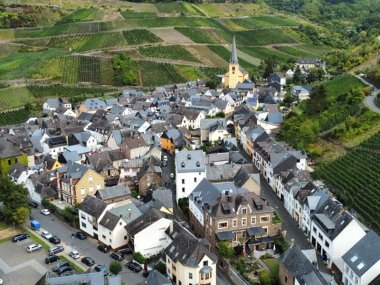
[224,36,249,88]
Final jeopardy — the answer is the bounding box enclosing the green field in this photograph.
[322,75,365,98]
[58,8,99,24]
[207,45,255,69]
[121,11,157,19]
[0,87,34,111]
[155,2,204,16]
[235,28,299,46]
[230,16,299,30]
[274,45,318,58]
[27,84,117,98]
[315,132,380,231]
[175,27,228,44]
[138,61,186,86]
[243,47,295,63]
[123,29,162,45]
[0,109,31,126]
[77,32,126,51]
[139,45,199,62]
[122,17,223,29]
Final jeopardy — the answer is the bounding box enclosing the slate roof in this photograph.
[109,203,141,225]
[58,150,80,164]
[152,188,173,209]
[125,207,164,237]
[175,150,205,173]
[99,211,120,231]
[189,179,221,212]
[342,231,380,277]
[206,164,242,182]
[164,227,217,267]
[144,270,172,285]
[58,161,89,182]
[96,185,130,201]
[9,162,28,179]
[79,195,107,219]
[281,246,316,278]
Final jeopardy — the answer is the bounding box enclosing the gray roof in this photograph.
[99,211,120,231]
[58,161,89,181]
[281,246,316,278]
[125,208,164,237]
[342,231,380,277]
[9,162,28,179]
[59,150,80,163]
[267,112,283,124]
[96,185,131,201]
[230,36,238,64]
[73,131,92,144]
[206,164,242,182]
[189,179,221,213]
[46,271,106,285]
[109,203,141,225]
[175,150,205,173]
[79,196,107,219]
[152,188,173,209]
[144,270,172,285]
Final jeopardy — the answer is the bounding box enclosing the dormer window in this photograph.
[196,161,200,167]
[242,207,247,215]
[181,162,185,168]
[187,154,191,160]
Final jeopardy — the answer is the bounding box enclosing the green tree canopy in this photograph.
[218,241,234,259]
[0,177,29,222]
[11,207,30,225]
[109,261,122,275]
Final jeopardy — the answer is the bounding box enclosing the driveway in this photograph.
[30,208,144,285]
[356,75,380,113]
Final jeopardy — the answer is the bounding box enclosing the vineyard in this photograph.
[274,45,318,58]
[27,84,117,98]
[0,109,31,126]
[121,11,157,19]
[230,16,299,30]
[207,45,255,69]
[139,45,200,62]
[0,87,35,111]
[323,75,365,98]
[174,27,227,44]
[58,8,99,24]
[138,61,186,86]
[243,47,295,64]
[315,131,380,231]
[235,28,299,46]
[122,29,162,45]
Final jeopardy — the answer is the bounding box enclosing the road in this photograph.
[356,75,380,113]
[30,208,145,285]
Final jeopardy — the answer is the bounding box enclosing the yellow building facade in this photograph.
[224,36,249,89]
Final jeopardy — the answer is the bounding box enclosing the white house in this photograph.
[72,132,98,151]
[8,163,37,185]
[182,110,206,130]
[342,231,380,285]
[42,136,67,159]
[293,86,312,101]
[175,150,206,202]
[165,225,218,285]
[125,208,173,258]
[309,198,366,270]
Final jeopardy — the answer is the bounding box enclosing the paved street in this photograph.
[357,75,380,113]
[30,208,145,285]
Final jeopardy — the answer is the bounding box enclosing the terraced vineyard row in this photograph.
[27,84,117,98]
[139,61,186,86]
[315,132,380,231]
[0,87,35,111]
[139,45,200,62]
[0,109,31,126]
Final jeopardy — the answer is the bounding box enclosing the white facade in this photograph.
[208,128,230,142]
[343,260,380,285]
[185,112,206,130]
[310,218,366,269]
[175,170,206,202]
[129,145,150,159]
[98,218,129,249]
[189,199,204,225]
[166,254,216,285]
[78,204,114,238]
[133,218,172,257]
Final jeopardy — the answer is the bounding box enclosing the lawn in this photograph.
[139,45,200,62]
[24,228,51,250]
[262,258,280,282]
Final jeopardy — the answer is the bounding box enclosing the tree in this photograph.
[235,258,246,274]
[263,56,278,78]
[155,262,166,274]
[293,66,302,84]
[305,85,328,115]
[258,270,273,285]
[109,261,122,275]
[0,177,29,222]
[218,241,234,259]
[178,197,189,217]
[11,207,30,225]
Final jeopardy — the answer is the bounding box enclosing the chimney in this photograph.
[128,209,132,218]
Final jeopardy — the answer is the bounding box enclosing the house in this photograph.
[25,170,56,203]
[0,137,29,176]
[342,231,380,285]
[160,129,184,154]
[87,152,120,186]
[203,191,280,250]
[143,270,172,285]
[286,69,294,78]
[122,136,150,160]
[189,179,222,237]
[309,198,366,270]
[42,136,67,159]
[68,132,98,151]
[200,118,230,143]
[268,72,286,88]
[165,225,218,285]
[56,161,105,205]
[296,58,321,71]
[40,271,121,285]
[125,208,172,257]
[224,37,249,89]
[175,150,206,202]
[95,184,131,204]
[137,156,162,196]
[64,145,91,162]
[8,162,35,185]
[43,98,71,114]
[79,98,117,113]
[85,120,113,144]
[293,85,312,101]
[280,245,331,285]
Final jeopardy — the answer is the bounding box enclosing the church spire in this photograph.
[230,36,238,64]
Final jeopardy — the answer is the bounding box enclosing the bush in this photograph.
[218,241,234,259]
[273,235,288,254]
[109,260,122,275]
[260,253,273,260]
[155,262,166,275]
[258,270,273,285]
[234,258,246,274]
[178,197,189,217]
[112,53,138,86]
[133,252,146,264]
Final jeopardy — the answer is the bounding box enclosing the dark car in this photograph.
[118,247,133,255]
[75,232,86,240]
[94,264,109,276]
[110,252,124,261]
[58,266,73,276]
[12,233,29,242]
[52,261,69,272]
[97,244,109,253]
[28,199,38,208]
[49,236,61,244]
[126,261,142,273]
[45,254,59,264]
[81,257,95,267]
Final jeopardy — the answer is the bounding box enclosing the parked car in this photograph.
[170,173,174,179]
[110,252,124,261]
[94,264,109,276]
[61,270,74,277]
[117,247,133,255]
[28,199,38,208]
[41,209,50,215]
[163,155,168,161]
[52,261,69,272]
[49,236,61,244]
[81,257,95,267]
[75,232,86,240]
[41,231,53,240]
[12,233,29,242]
[57,266,73,276]
[97,244,109,253]
[45,254,59,264]
[49,246,64,255]
[126,261,142,273]
[69,249,80,259]
[26,243,42,253]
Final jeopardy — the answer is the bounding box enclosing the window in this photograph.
[102,235,106,239]
[81,214,86,219]
[124,236,128,240]
[189,273,192,279]
[218,222,228,229]
[242,231,246,238]
[232,219,237,227]
[205,273,209,279]
[263,226,268,235]
[167,258,170,264]
[325,241,330,248]
[242,207,247,214]
[313,226,317,233]
[260,216,270,223]
[285,276,288,283]
[203,260,208,266]
[182,188,185,192]
[194,177,197,183]
[182,179,185,184]
[15,158,18,163]
[109,239,112,243]
[242,218,246,226]
[318,233,323,240]
[179,282,182,285]
[81,187,85,195]
[81,222,86,228]
[251,217,256,224]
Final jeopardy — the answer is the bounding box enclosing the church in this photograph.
[223,36,250,89]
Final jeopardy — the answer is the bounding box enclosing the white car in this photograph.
[69,249,80,259]
[41,209,50,215]
[26,243,42,253]
[41,231,53,240]
[170,173,175,179]
[163,155,168,161]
